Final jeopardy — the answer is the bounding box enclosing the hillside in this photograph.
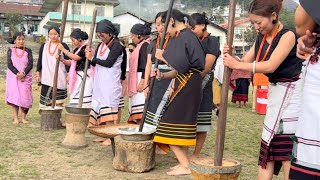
[114,0,298,22]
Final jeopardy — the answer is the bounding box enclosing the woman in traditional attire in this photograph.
[58,28,93,108]
[223,0,303,179]
[230,69,252,107]
[85,19,123,126]
[36,26,70,108]
[190,12,220,160]
[290,1,320,179]
[127,23,151,124]
[6,32,33,124]
[143,12,172,131]
[152,9,205,176]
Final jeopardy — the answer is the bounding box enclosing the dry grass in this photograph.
[0,39,286,179]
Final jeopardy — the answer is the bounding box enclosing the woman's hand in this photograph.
[85,46,93,61]
[155,49,166,62]
[223,53,240,69]
[17,72,25,80]
[144,87,149,97]
[223,44,235,56]
[151,68,162,80]
[57,43,65,51]
[297,30,317,59]
[137,80,145,92]
[36,71,41,83]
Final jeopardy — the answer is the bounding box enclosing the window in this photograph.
[33,24,38,32]
[72,3,81,15]
[96,6,105,16]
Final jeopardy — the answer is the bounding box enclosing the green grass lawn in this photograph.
[0,76,285,180]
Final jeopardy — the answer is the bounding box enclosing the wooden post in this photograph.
[139,0,175,132]
[78,9,97,107]
[51,0,69,108]
[214,0,237,166]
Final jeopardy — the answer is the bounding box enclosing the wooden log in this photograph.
[190,157,241,180]
[40,108,63,131]
[61,113,89,149]
[112,136,155,173]
[215,0,237,166]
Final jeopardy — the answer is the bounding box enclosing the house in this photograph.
[207,22,227,54]
[0,3,45,36]
[220,18,251,56]
[212,4,244,21]
[113,12,150,40]
[39,0,119,43]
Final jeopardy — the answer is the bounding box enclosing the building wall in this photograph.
[40,2,114,43]
[113,14,146,38]
[207,25,226,53]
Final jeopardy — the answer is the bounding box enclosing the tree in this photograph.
[280,10,295,30]
[4,13,23,38]
[243,24,257,47]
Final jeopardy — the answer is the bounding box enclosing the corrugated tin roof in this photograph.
[40,0,120,13]
[0,3,45,16]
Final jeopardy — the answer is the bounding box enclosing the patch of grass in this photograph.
[19,165,40,179]
[0,61,283,180]
[0,165,9,176]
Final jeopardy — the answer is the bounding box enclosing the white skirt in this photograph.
[293,60,320,170]
[69,70,93,108]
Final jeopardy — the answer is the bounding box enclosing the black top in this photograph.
[7,47,33,75]
[254,28,302,83]
[36,42,70,72]
[163,28,205,73]
[120,45,127,80]
[147,38,166,65]
[137,42,149,79]
[201,35,221,70]
[73,45,90,71]
[91,38,123,69]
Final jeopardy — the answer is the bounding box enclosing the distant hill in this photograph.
[114,0,298,22]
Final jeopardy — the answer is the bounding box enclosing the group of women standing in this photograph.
[5,0,319,178]
[223,0,319,179]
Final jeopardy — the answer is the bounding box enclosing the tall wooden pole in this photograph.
[78,9,97,107]
[51,0,69,108]
[139,0,175,132]
[214,0,237,166]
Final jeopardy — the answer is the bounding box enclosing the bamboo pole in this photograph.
[214,0,237,166]
[78,9,97,107]
[51,0,69,108]
[139,0,175,132]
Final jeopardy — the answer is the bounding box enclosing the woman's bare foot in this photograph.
[189,155,198,162]
[170,164,180,170]
[100,139,111,147]
[13,119,19,124]
[22,119,28,124]
[167,165,191,176]
[155,146,167,155]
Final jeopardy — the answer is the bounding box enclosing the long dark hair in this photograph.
[7,32,25,44]
[161,9,186,24]
[248,0,283,21]
[48,26,60,35]
[191,12,210,30]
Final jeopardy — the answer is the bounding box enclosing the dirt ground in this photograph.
[0,39,285,179]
